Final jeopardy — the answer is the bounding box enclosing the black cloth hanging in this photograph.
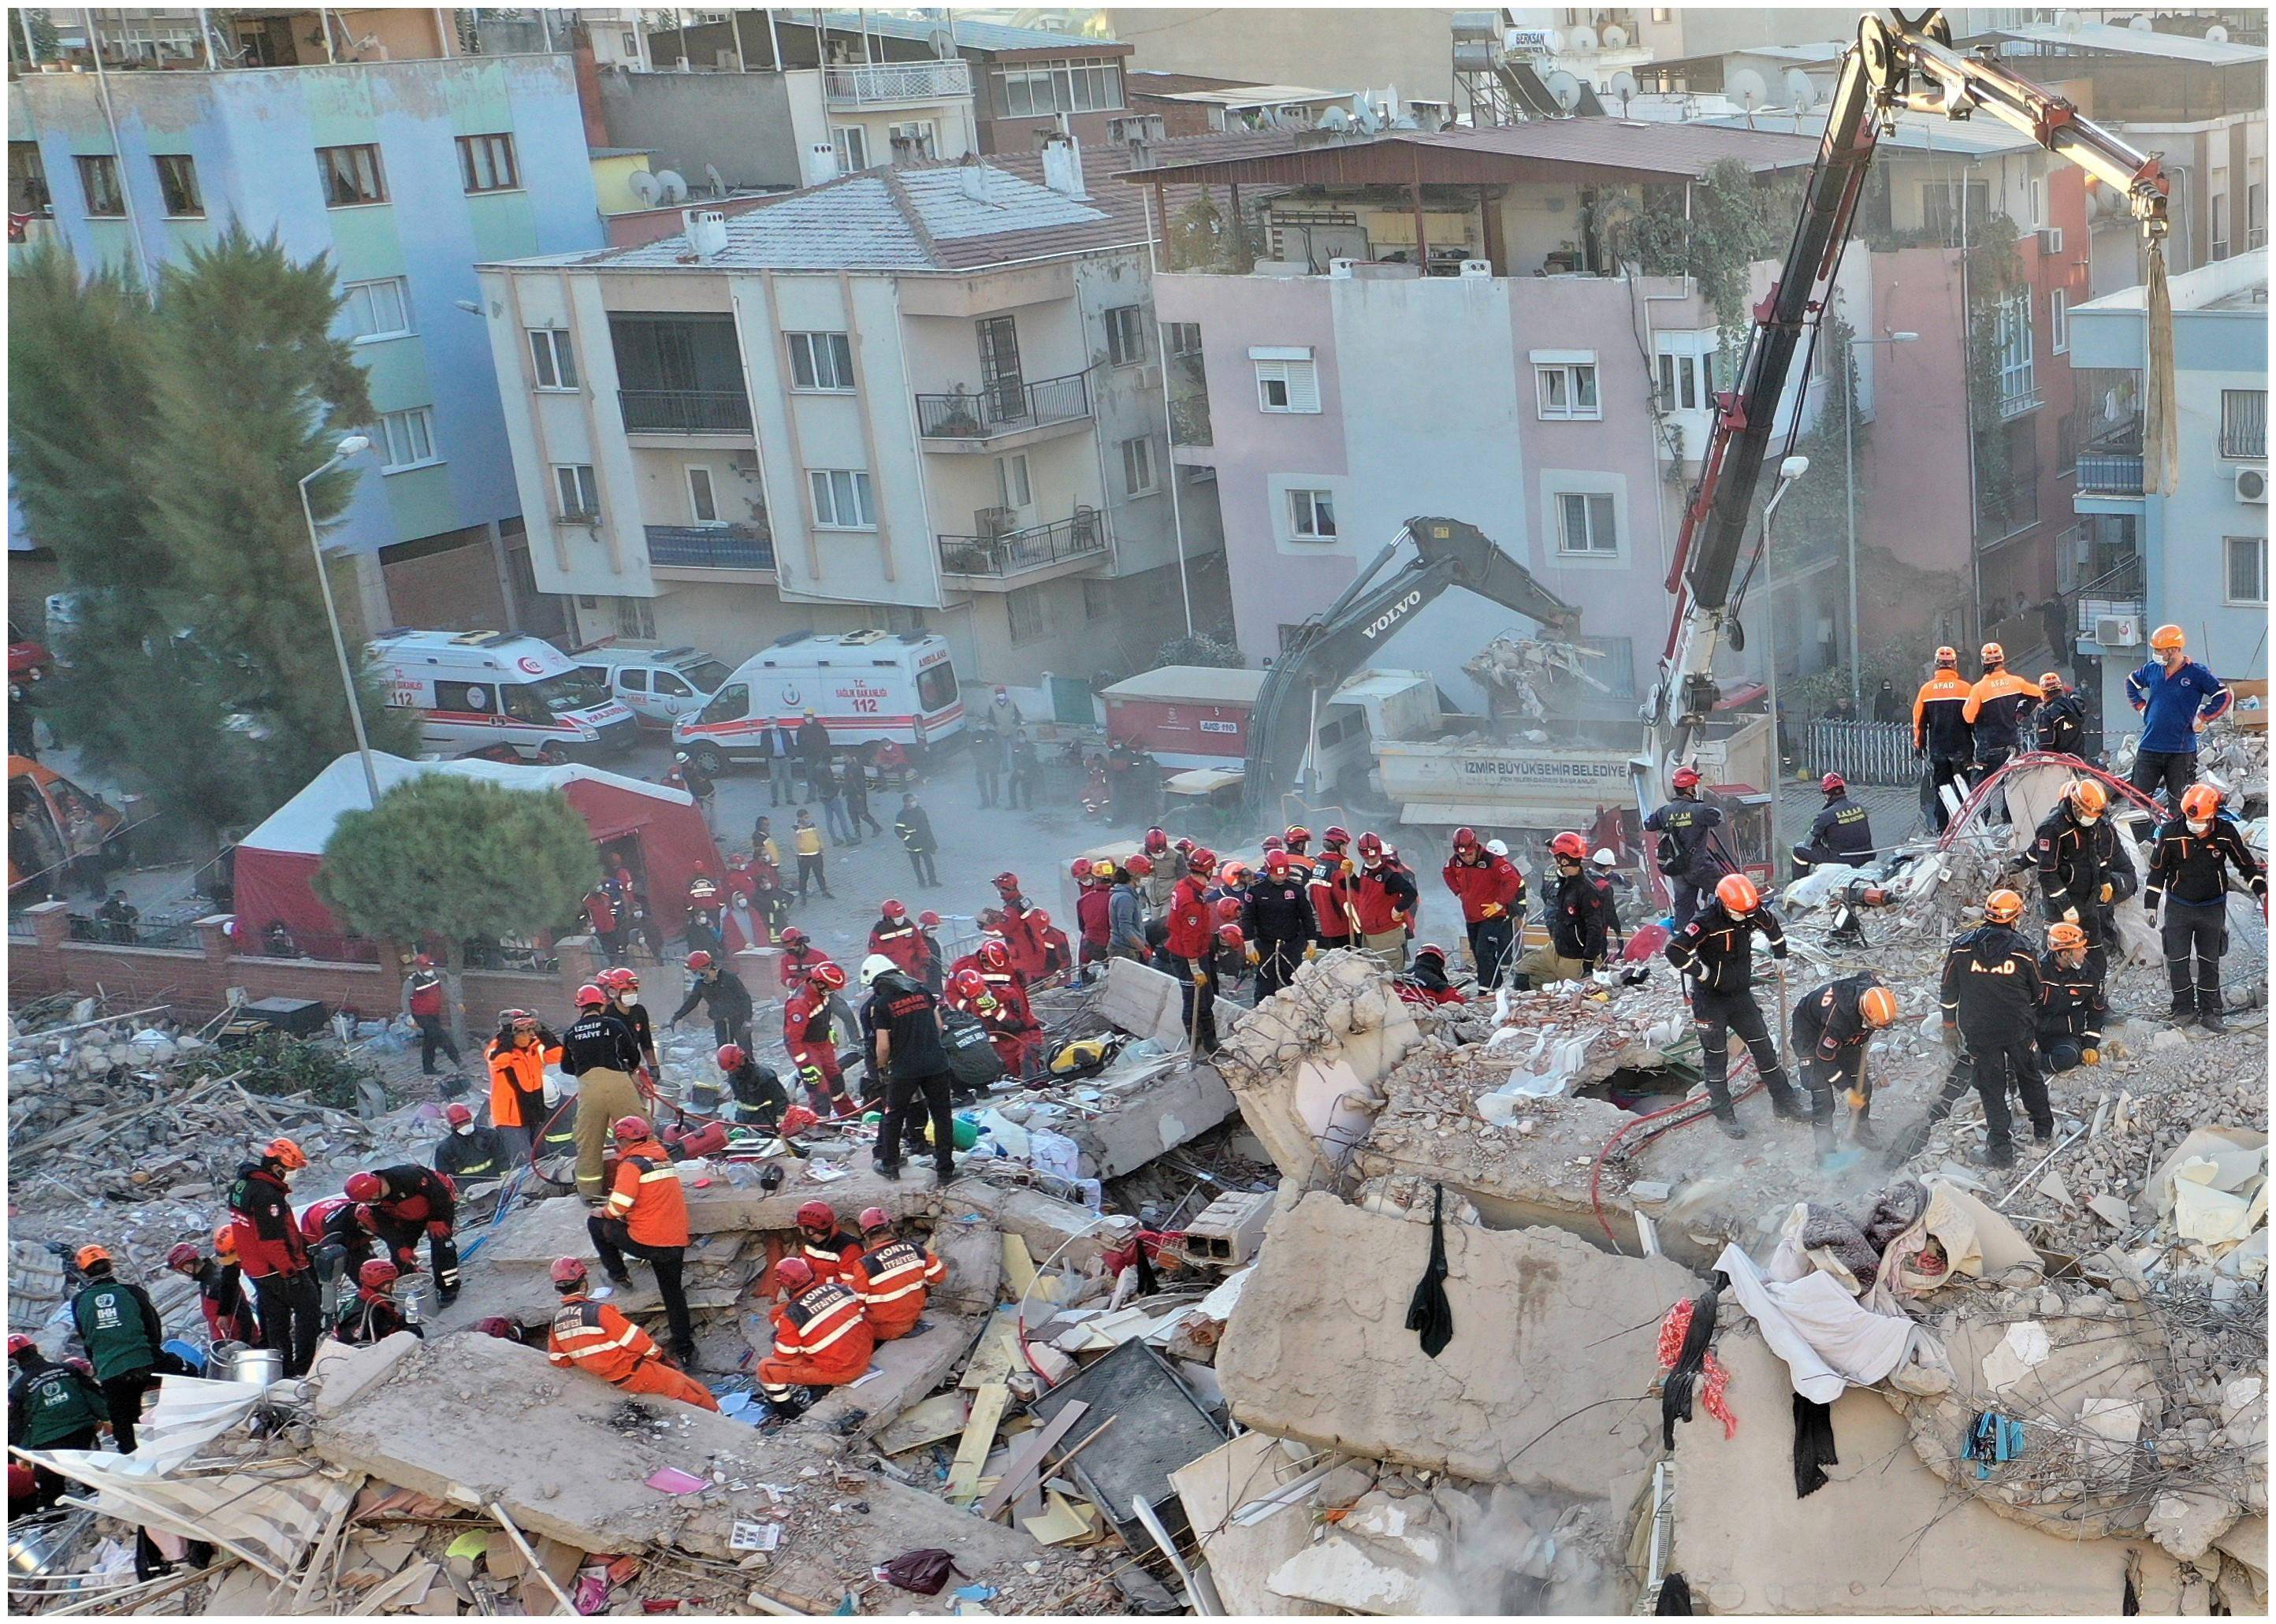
[1655,1574,1695,1615]
[1792,1392,1839,1497]
[1661,1278,1724,1447]
[1404,1182,1455,1358]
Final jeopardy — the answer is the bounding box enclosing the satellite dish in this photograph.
[2054,9,2081,29]
[705,162,727,195]
[1601,22,1628,47]
[627,169,663,206]
[1784,68,1820,110]
[1389,114,1419,129]
[1545,69,1583,113]
[2207,23,2230,42]
[656,169,689,203]
[1356,102,1382,134]
[927,24,954,58]
[2127,13,2153,29]
[1727,67,1769,110]
[1608,69,1638,105]
[1319,105,1350,131]
[1567,24,1597,51]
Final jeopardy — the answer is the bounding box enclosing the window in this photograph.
[1923,178,1989,246]
[654,670,693,697]
[612,666,648,693]
[786,331,854,392]
[2226,536,2267,604]
[1534,359,1600,422]
[996,452,1031,509]
[615,596,656,640]
[1121,435,1158,496]
[1253,355,1320,414]
[809,468,876,530]
[2049,288,2068,355]
[886,121,937,160]
[456,132,519,194]
[2056,412,2077,476]
[337,277,413,343]
[526,326,578,389]
[698,680,749,724]
[916,660,958,709]
[315,143,386,206]
[2029,176,2047,229]
[9,142,51,216]
[376,407,438,470]
[2251,181,2267,251]
[1288,488,1337,540]
[831,125,870,172]
[1165,321,1202,358]
[686,466,720,525]
[1104,305,1145,367]
[1083,579,1114,622]
[1007,584,1048,646]
[76,154,123,217]
[153,153,201,217]
[437,680,497,715]
[1994,288,2035,413]
[2221,390,2266,459]
[997,60,1123,118]
[2211,189,2231,260]
[1657,352,1711,411]
[1556,492,1618,556]
[553,463,600,518]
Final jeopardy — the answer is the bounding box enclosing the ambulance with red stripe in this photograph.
[371,630,639,763]
[672,630,963,774]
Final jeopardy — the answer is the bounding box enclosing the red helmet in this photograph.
[1187,846,1218,873]
[1070,858,1094,882]
[1262,834,1285,853]
[796,1200,835,1230]
[6,1334,35,1358]
[1415,942,1447,963]
[1820,772,1846,796]
[344,1171,384,1203]
[551,1256,589,1290]
[780,925,809,947]
[1266,850,1292,875]
[165,1241,200,1271]
[1452,826,1479,849]
[1215,896,1244,922]
[809,961,848,990]
[977,940,1012,971]
[612,1114,651,1143]
[1357,832,1384,858]
[575,983,608,1007]
[358,1259,400,1291]
[1323,826,1351,846]
[918,909,941,927]
[1173,836,1196,853]
[1125,853,1154,876]
[775,1257,816,1292]
[1549,832,1587,860]
[1144,827,1169,852]
[1216,923,1245,949]
[882,898,907,919]
[993,871,1021,894]
[858,1206,891,1233]
[951,968,988,999]
[1671,766,1702,792]
[686,950,713,972]
[414,952,434,968]
[1715,873,1761,913]
[717,1043,746,1070]
[1284,824,1311,845]
[599,966,639,992]
[444,1102,474,1128]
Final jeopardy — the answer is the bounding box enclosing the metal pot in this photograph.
[396,1277,433,1327]
[208,1342,284,1388]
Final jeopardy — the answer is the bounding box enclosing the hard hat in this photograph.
[2039,671,2064,693]
[1266,850,1292,874]
[882,901,908,924]
[951,968,987,998]
[1215,861,1248,890]
[857,1206,891,1233]
[1216,923,1245,948]
[7,1334,35,1358]
[777,1105,819,1137]
[75,1244,111,1270]
[674,750,690,764]
[1592,848,1618,868]
[1715,873,1761,913]
[600,966,639,992]
[1485,838,1509,857]
[1820,771,1846,795]
[1414,942,1446,963]
[1069,859,1093,882]
[358,1259,400,1291]
[414,953,434,968]
[1261,835,1285,853]
[1356,832,1383,856]
[1859,985,1900,1028]
[1144,827,1168,850]
[2066,779,2110,819]
[212,1224,238,1258]
[2046,920,2088,953]
[809,961,848,990]
[1125,853,1154,876]
[549,1257,589,1290]
[344,1172,384,1203]
[859,953,897,987]
[1091,859,1117,880]
[1984,888,2025,923]
[918,910,941,927]
[2149,623,2185,652]
[1214,895,1244,922]
[685,950,713,972]
[501,1007,537,1031]
[978,940,1011,971]
[718,1043,746,1070]
[575,982,608,1007]
[993,870,1021,892]
[1173,837,1196,853]
[1980,641,2005,666]
[266,1137,309,1170]
[612,1114,650,1143]
[1188,846,1218,873]
[1322,825,1352,845]
[1285,823,1311,845]
[1671,765,1702,791]
[775,1257,816,1292]
[779,925,809,946]
[2181,783,2222,819]
[1452,825,1479,849]
[1549,831,1587,860]
[1935,645,1958,667]
[795,1200,835,1230]
[444,1102,474,1128]
[165,1242,199,1271]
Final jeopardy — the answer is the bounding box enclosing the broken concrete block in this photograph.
[1980,1321,2051,1392]
[305,1331,424,1416]
[1169,1433,1333,1618]
[2088,1193,2133,1228]
[1267,1529,1428,1615]
[2149,1488,2243,1562]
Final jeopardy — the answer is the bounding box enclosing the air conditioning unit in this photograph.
[1328,257,1357,278]
[2237,466,2269,504]
[2039,226,2064,255]
[1459,258,1493,278]
[2095,614,2142,648]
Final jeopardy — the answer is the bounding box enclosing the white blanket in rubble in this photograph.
[1713,1243,1947,1403]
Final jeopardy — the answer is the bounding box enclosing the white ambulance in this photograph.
[672,630,965,775]
[370,630,640,763]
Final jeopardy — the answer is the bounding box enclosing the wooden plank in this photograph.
[973,1399,1088,1520]
[945,1383,1010,1507]
[875,1391,970,1456]
[959,1308,1022,1392]
[1021,1490,1095,1547]
[1001,1232,1039,1301]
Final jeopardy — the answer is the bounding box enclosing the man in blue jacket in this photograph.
[2125,625,2233,805]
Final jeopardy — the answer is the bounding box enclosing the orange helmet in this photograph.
[1984,889,2025,923]
[2149,623,2185,652]
[265,1137,309,1170]
[1980,641,2005,667]
[2046,920,2088,953]
[2180,783,2222,821]
[1714,873,1760,913]
[212,1223,239,1258]
[1934,645,1958,668]
[75,1244,111,1271]
[2038,671,2064,693]
[2065,779,2109,819]
[1859,985,1900,1028]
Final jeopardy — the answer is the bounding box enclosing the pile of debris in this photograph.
[1460,634,1608,731]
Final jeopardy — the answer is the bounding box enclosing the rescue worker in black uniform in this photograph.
[671,950,756,1052]
[1933,889,2048,1167]
[1912,646,1975,833]
[2036,921,2108,1072]
[2144,782,2267,1031]
[1664,872,1804,1139]
[433,1102,506,1180]
[2034,671,2091,760]
[1241,851,1315,999]
[1791,973,1900,1159]
[344,1164,461,1306]
[1515,831,1620,988]
[332,1259,423,1347]
[1642,765,1727,931]
[601,967,660,1078]
[2033,777,2135,948]
[1790,771,1875,879]
[714,1042,790,1130]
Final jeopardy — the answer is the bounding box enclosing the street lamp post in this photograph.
[299,435,382,805]
[1762,454,1811,867]
[1842,330,1920,708]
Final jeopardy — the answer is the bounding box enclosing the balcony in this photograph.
[824,59,972,106]
[645,523,775,572]
[2076,419,2144,496]
[937,511,1110,587]
[914,373,1091,451]
[618,388,753,437]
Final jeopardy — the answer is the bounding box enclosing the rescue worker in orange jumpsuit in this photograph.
[485,1008,561,1163]
[757,1256,873,1421]
[850,1206,944,1341]
[1963,641,2042,824]
[546,1258,717,1410]
[784,961,857,1115]
[588,1114,697,1365]
[794,1200,865,1283]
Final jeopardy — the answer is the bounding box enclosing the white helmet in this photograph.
[859,953,898,988]
[1484,838,1509,857]
[1591,848,1617,868]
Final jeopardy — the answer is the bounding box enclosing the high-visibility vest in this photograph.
[547,1296,655,1383]
[605,1143,690,1248]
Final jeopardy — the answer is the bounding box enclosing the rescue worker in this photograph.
[685,860,723,938]
[8,1336,110,1511]
[1110,859,1152,964]
[432,1102,505,1181]
[301,1193,375,1321]
[589,1114,697,1366]
[671,950,755,1054]
[401,953,459,1076]
[869,899,925,979]
[947,965,1043,1082]
[332,1260,422,1347]
[991,871,1048,982]
[1165,847,1222,1052]
[1076,860,1114,979]
[485,1008,561,1163]
[69,1246,181,1455]
[1030,909,1074,980]
[851,1209,944,1341]
[1396,943,1464,1005]
[1792,975,1901,1159]
[913,909,946,994]
[775,926,831,989]
[1664,873,1804,1139]
[2036,921,2108,1072]
[1934,889,2049,1168]
[716,1043,790,1131]
[344,1165,461,1306]
[2033,777,2136,949]
[864,953,958,1184]
[1643,766,1728,930]
[1962,642,2041,823]
[2144,782,2267,1031]
[1791,772,1874,879]
[1443,827,1525,990]
[784,961,857,1116]
[546,1258,716,1410]
[953,938,1036,1030]
[2035,671,2090,760]
[2126,624,2233,805]
[1137,829,1184,912]
[1281,825,1317,879]
[600,966,660,1080]
[1308,830,1357,954]
[757,1257,873,1421]
[167,1230,257,1347]
[1244,851,1315,998]
[1912,646,1977,834]
[228,1138,322,1376]
[1350,833,1418,972]
[794,1201,865,1284]
[560,982,645,1202]
[894,791,941,889]
[1515,833,1616,989]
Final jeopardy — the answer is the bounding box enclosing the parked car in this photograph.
[571,645,733,732]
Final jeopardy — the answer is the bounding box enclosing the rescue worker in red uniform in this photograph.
[913,909,946,994]
[589,1114,696,1365]
[1075,860,1114,979]
[402,953,459,1076]
[783,961,857,1115]
[794,1200,865,1284]
[301,1193,375,1321]
[1349,833,1419,972]
[775,926,832,989]
[344,1164,460,1306]
[991,871,1048,982]
[1442,827,1525,990]
[1030,909,1073,980]
[868,899,925,977]
[332,1259,422,1347]
[1165,847,1222,1052]
[1310,827,1358,953]
[1396,943,1466,1005]
[950,938,1035,1028]
[757,1257,874,1420]
[547,1258,717,1410]
[947,967,1043,1079]
[227,1138,322,1376]
[168,1229,258,1347]
[850,1207,944,1341]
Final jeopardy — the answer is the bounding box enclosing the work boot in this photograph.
[1768,1092,1808,1123]
[872,1159,901,1181]
[1850,1114,1881,1149]
[2200,1006,2227,1034]
[2169,998,2197,1024]
[1976,1141,2016,1170]
[2032,1125,2054,1146]
[1712,1114,1747,1141]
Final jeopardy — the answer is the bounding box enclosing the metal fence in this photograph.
[65,915,202,950]
[1805,719,1920,786]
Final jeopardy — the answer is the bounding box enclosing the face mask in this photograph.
[454,1122,474,1137]
[2075,812,2099,825]
[2189,819,2211,835]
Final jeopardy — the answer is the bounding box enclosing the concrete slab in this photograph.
[1064,1061,1239,1180]
[951,1182,1139,1275]
[1170,1433,1334,1617]
[1096,957,1188,1048]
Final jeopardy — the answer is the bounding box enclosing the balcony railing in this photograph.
[2077,419,2144,496]
[2221,391,2266,459]
[824,59,972,105]
[619,388,753,435]
[915,373,1090,440]
[937,512,1110,578]
[645,524,775,570]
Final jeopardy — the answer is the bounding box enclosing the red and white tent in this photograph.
[232,753,720,939]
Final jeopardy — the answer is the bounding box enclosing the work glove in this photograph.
[1481,902,1504,918]
[1246,946,1260,964]
[1941,1020,1960,1055]
[1304,943,1319,961]
[2098,883,2114,903]
[2082,1047,2100,1066]
[426,1220,450,1239]
[2062,907,2081,923]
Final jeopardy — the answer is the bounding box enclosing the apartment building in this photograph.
[1107,8,1460,122]
[2066,249,2267,726]
[8,24,604,635]
[478,139,1222,687]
